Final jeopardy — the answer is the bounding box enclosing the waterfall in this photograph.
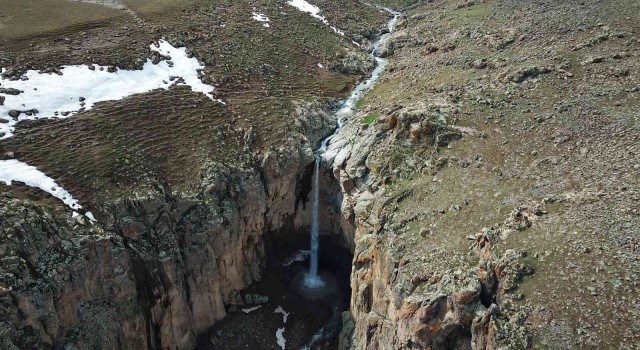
[303,8,401,290]
[304,155,324,288]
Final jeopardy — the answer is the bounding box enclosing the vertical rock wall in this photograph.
[0,101,337,350]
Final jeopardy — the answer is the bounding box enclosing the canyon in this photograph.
[1,0,639,349]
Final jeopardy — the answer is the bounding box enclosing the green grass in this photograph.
[452,1,491,20]
[361,112,379,124]
[0,0,123,41]
[334,81,348,92]
[370,0,421,9]
[124,0,191,15]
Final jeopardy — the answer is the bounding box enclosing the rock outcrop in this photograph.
[0,102,337,349]
[326,106,533,349]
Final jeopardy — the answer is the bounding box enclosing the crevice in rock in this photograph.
[479,280,497,308]
[129,251,163,350]
[295,159,315,211]
[437,326,473,350]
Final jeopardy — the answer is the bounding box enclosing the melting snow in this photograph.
[276,327,286,349]
[242,305,262,313]
[287,0,344,35]
[0,40,219,222]
[274,305,290,323]
[252,12,270,27]
[287,0,322,18]
[0,40,216,139]
[330,26,344,35]
[0,159,95,221]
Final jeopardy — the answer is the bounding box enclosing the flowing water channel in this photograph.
[302,8,401,292]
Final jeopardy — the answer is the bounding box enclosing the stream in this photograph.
[300,7,401,349]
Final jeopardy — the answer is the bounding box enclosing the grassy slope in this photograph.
[0,0,388,208]
[352,0,639,347]
[0,0,124,41]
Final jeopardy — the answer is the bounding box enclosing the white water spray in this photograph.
[303,9,401,290]
[304,155,324,288]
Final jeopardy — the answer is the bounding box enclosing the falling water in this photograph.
[304,155,324,288]
[303,8,401,291]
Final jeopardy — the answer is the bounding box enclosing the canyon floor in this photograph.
[0,0,638,349]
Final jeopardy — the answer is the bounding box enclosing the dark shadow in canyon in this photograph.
[196,234,352,350]
[197,163,352,349]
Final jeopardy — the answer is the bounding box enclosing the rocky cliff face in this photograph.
[0,101,337,349]
[330,0,640,348]
[1,0,638,349]
[327,107,530,349]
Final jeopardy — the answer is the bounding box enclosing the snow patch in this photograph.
[287,0,322,18]
[85,211,97,222]
[287,0,344,36]
[0,40,216,139]
[0,159,93,217]
[242,305,262,313]
[330,26,344,36]
[0,40,220,222]
[276,327,286,349]
[274,305,290,323]
[252,12,270,27]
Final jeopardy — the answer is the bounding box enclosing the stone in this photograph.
[330,51,375,75]
[0,87,21,95]
[8,110,20,119]
[472,58,488,69]
[244,294,269,305]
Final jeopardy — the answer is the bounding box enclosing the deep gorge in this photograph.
[196,156,356,349]
[4,0,634,348]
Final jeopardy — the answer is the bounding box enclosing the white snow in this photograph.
[0,159,93,216]
[0,40,216,139]
[287,0,344,35]
[252,12,270,27]
[274,305,290,323]
[0,40,219,222]
[330,26,345,36]
[287,0,322,18]
[276,327,286,349]
[242,305,262,313]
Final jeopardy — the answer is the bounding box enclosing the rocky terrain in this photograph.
[0,0,388,348]
[327,0,639,348]
[0,0,638,349]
